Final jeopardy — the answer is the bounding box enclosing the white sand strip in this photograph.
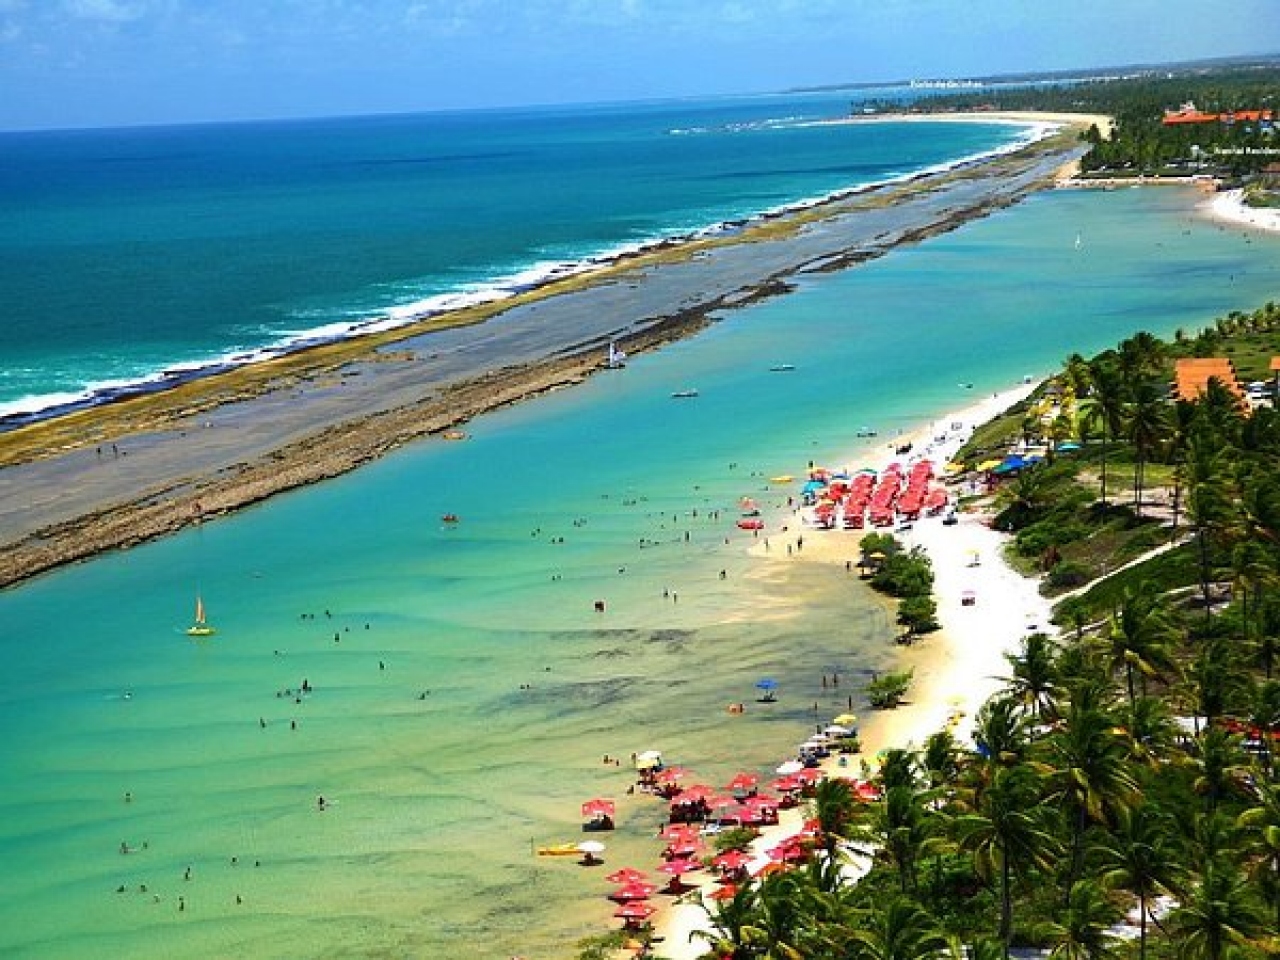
[1205,188,1280,234]
[647,384,1053,959]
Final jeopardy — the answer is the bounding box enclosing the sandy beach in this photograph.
[1206,187,1280,233]
[0,118,1096,590]
[646,383,1054,958]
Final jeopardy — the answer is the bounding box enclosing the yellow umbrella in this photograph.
[976,459,1002,472]
[833,713,858,726]
[944,461,966,474]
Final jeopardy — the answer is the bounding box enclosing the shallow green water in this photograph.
[1,185,1277,958]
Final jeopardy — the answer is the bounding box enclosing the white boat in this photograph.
[186,595,216,637]
[671,389,699,399]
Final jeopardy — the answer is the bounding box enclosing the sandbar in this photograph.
[0,117,1098,589]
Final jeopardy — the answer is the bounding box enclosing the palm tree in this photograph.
[808,776,859,858]
[1126,380,1170,517]
[1103,587,1178,709]
[953,763,1059,953]
[1097,805,1185,960]
[1165,860,1272,960]
[1080,359,1129,507]
[1246,679,1280,776]
[1034,879,1122,959]
[921,730,960,790]
[1001,631,1060,723]
[1120,695,1179,770]
[1236,780,1280,931]
[692,881,762,959]
[972,696,1031,768]
[843,895,948,960]
[872,785,935,893]
[1192,727,1250,816]
[1042,701,1140,889]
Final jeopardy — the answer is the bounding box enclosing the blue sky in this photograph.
[1,0,1277,130]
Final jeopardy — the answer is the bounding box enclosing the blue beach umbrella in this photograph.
[756,678,778,691]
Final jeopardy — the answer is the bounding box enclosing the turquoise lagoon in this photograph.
[1,185,1278,958]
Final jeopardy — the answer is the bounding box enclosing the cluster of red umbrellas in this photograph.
[804,460,951,530]
[895,461,949,520]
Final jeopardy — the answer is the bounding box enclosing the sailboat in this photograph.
[606,342,627,369]
[186,595,216,637]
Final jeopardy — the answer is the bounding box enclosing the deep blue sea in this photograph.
[3,95,1280,959]
[0,91,1027,419]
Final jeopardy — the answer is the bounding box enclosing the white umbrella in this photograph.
[578,839,606,864]
[775,760,804,775]
[634,750,663,770]
[824,724,852,736]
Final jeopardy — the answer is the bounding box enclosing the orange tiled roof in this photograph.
[1161,108,1274,126]
[1173,357,1244,401]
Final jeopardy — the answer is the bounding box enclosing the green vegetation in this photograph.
[866,669,916,710]
[878,60,1280,182]
[860,532,941,639]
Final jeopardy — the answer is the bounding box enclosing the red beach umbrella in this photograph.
[709,883,740,901]
[614,901,656,922]
[605,867,649,885]
[677,783,713,802]
[727,772,758,792]
[581,798,616,818]
[657,857,700,877]
[713,849,752,873]
[660,823,701,841]
[656,766,688,784]
[665,837,703,858]
[609,881,658,902]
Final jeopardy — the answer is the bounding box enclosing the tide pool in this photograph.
[1,184,1278,958]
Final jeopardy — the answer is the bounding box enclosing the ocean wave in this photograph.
[1,121,1049,432]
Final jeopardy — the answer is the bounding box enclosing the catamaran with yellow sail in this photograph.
[186,595,215,637]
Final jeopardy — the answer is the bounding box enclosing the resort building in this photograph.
[1172,357,1246,404]
[1162,101,1275,126]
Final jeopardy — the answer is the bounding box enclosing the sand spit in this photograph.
[0,121,1093,589]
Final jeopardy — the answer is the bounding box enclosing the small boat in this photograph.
[769,364,795,372]
[441,514,460,523]
[671,389,699,399]
[737,518,765,530]
[186,595,215,637]
[606,342,627,369]
[441,430,468,441]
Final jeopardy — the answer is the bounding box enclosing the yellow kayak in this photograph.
[537,843,582,857]
[770,475,794,484]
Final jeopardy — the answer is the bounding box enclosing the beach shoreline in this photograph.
[649,383,1053,958]
[0,116,1100,590]
[1204,187,1280,233]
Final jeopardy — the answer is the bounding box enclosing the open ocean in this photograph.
[2,95,1280,958]
[0,89,1030,423]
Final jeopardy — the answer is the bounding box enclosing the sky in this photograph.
[1,0,1277,131]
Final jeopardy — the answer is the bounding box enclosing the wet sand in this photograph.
[0,118,1096,589]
